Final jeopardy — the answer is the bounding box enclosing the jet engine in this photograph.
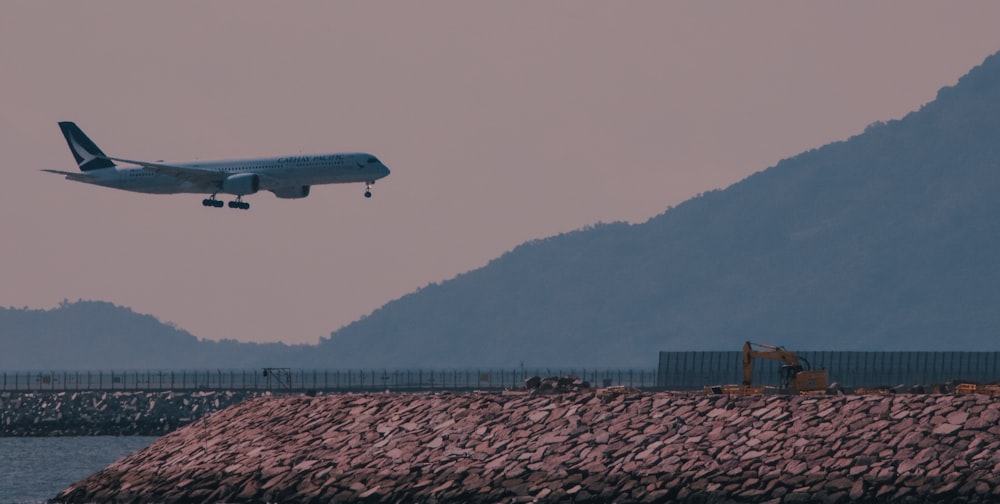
[271,186,311,199]
[222,173,260,195]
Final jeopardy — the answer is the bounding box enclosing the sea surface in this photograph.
[0,436,158,504]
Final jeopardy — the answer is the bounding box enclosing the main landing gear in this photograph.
[201,194,224,208]
[365,180,374,198]
[227,196,250,210]
[202,194,249,209]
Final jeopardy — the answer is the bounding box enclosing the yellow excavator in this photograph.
[742,341,828,394]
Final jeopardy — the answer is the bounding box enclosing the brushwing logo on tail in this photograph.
[58,121,116,172]
[68,135,101,168]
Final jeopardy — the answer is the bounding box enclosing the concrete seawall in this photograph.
[54,390,1000,503]
[0,391,262,436]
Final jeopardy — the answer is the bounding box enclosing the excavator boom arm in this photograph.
[742,341,803,387]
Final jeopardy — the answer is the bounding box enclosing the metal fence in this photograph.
[658,351,1000,389]
[0,368,658,392]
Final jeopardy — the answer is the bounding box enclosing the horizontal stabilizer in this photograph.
[41,169,97,182]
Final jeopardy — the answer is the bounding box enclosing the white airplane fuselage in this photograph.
[89,154,387,195]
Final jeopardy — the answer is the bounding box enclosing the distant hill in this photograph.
[0,301,300,370]
[298,50,1000,368]
[8,51,1000,370]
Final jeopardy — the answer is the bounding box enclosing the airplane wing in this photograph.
[107,156,225,187]
[41,169,98,182]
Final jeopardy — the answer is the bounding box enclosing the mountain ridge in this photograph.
[304,50,1000,367]
[0,300,302,370]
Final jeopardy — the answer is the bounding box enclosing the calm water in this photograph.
[0,436,158,504]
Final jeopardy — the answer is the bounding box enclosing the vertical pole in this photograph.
[932,352,939,386]
[882,352,900,386]
[878,352,885,387]
[916,351,923,386]
[846,352,854,388]
[903,352,910,386]
[931,352,939,385]
[862,352,870,387]
[699,354,705,390]
[975,352,982,382]
[978,352,983,382]
[884,352,891,388]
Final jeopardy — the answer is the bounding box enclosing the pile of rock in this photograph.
[0,390,259,436]
[55,391,1000,502]
[523,375,591,393]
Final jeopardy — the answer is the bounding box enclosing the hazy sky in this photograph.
[3,2,1000,345]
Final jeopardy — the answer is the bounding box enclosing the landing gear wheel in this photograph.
[203,194,224,208]
[364,180,374,198]
[365,191,372,198]
[229,197,249,210]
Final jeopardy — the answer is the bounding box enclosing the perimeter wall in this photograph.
[657,351,1000,389]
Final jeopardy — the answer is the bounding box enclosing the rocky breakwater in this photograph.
[0,391,260,436]
[56,391,1000,503]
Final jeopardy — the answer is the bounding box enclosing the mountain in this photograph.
[300,50,1000,368]
[0,300,301,370]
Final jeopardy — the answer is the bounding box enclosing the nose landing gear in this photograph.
[365,180,374,198]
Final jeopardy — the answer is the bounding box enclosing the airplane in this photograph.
[43,122,391,210]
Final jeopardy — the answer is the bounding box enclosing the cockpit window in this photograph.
[367,157,378,164]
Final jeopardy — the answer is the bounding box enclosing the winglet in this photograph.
[58,122,116,172]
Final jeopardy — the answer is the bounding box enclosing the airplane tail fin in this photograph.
[58,121,116,172]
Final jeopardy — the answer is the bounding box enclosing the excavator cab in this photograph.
[778,364,804,388]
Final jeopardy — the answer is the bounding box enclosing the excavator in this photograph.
[742,341,828,394]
